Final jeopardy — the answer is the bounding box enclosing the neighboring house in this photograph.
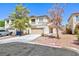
[0,27,5,30]
[5,18,16,35]
[68,13,79,34]
[5,15,60,35]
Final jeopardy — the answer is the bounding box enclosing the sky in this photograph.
[0,3,79,25]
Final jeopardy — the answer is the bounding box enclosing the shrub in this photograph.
[66,27,72,34]
[0,21,5,27]
[76,32,79,40]
[74,27,79,34]
[75,26,79,40]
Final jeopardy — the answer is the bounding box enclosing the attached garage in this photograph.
[31,28,43,34]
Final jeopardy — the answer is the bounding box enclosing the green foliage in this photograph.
[74,28,78,34]
[0,21,5,27]
[12,18,30,30]
[74,25,79,40]
[66,27,72,34]
[76,32,79,40]
[10,4,30,35]
[11,4,30,29]
[15,4,30,19]
[74,25,79,34]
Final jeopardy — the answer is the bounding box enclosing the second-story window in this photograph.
[7,20,9,23]
[38,17,44,25]
[39,17,43,22]
[76,16,79,21]
[31,19,35,24]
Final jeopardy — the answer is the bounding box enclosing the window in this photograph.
[31,19,35,24]
[39,17,43,22]
[7,20,9,23]
[76,16,79,21]
[38,17,44,25]
[49,28,53,33]
[0,30,5,32]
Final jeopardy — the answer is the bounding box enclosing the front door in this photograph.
[49,28,53,33]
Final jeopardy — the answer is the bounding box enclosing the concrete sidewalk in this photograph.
[0,34,41,44]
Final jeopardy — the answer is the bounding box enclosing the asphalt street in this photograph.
[0,42,78,56]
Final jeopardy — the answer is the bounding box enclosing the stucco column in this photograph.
[5,21,7,29]
[72,16,76,34]
[72,26,75,34]
[44,26,49,34]
[28,28,31,34]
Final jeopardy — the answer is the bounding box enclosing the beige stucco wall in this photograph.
[44,26,49,34]
[30,16,50,34]
[5,16,51,35]
[68,14,79,34]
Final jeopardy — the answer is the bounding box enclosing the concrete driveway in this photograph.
[0,36,12,40]
[0,34,41,44]
[0,42,78,56]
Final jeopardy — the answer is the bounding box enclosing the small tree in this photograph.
[10,4,30,35]
[74,25,79,34]
[48,4,64,39]
[12,18,30,35]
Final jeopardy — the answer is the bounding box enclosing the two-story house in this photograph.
[5,15,52,35]
[68,13,79,34]
[30,15,51,34]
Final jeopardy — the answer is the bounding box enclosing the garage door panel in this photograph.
[31,29,43,34]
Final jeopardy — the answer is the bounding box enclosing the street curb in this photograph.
[63,46,79,54]
[27,42,63,48]
[27,42,79,54]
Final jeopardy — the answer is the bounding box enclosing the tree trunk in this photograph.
[20,29,22,36]
[28,29,29,34]
[56,27,59,39]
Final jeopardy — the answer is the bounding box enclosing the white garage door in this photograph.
[31,28,43,34]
